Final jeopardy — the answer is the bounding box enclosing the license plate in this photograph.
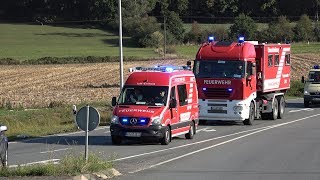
[211,106,223,110]
[125,132,141,137]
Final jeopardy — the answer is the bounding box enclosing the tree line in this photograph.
[0,0,319,47]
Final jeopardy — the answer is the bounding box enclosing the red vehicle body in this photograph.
[110,66,199,145]
[194,39,291,125]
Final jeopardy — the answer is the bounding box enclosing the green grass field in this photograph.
[1,23,320,62]
[0,23,159,60]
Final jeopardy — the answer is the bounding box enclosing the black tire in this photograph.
[261,113,269,120]
[185,122,195,139]
[111,136,122,145]
[270,98,279,120]
[1,143,7,167]
[243,102,254,125]
[160,126,171,145]
[277,96,285,119]
[198,120,206,125]
[304,99,310,108]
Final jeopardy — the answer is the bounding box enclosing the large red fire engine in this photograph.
[193,37,291,125]
[110,65,199,145]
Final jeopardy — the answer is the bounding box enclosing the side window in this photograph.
[177,84,188,106]
[246,62,254,76]
[170,86,176,100]
[268,54,273,67]
[285,54,291,65]
[274,54,279,66]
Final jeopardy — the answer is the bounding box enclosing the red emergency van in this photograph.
[110,65,199,145]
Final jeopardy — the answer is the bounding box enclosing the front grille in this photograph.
[120,117,150,126]
[310,92,320,95]
[203,88,231,98]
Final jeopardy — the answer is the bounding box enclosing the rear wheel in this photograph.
[244,102,254,125]
[1,143,8,167]
[160,126,171,145]
[185,122,195,139]
[111,136,122,145]
[270,98,279,120]
[277,96,285,119]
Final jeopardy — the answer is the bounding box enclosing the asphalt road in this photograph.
[7,98,320,180]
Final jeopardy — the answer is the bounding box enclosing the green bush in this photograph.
[287,80,304,97]
[184,21,203,44]
[229,13,257,40]
[294,14,314,42]
[264,16,294,43]
[165,11,185,42]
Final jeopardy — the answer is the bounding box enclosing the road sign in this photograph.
[76,106,100,131]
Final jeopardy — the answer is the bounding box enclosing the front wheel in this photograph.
[185,122,195,139]
[111,136,122,145]
[160,126,171,145]
[304,99,310,108]
[1,143,8,167]
[270,98,279,120]
[243,102,254,125]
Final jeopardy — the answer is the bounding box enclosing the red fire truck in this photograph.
[110,65,199,145]
[193,37,291,125]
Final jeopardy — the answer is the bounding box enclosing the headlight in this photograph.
[151,116,162,125]
[111,115,119,124]
[233,105,243,112]
[304,90,310,95]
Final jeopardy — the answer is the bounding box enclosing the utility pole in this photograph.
[164,16,166,60]
[118,0,124,90]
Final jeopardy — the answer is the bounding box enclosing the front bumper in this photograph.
[110,124,166,140]
[304,95,320,102]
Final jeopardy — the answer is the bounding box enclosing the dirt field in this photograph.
[0,54,318,108]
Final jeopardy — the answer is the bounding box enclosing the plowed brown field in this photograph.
[0,54,319,108]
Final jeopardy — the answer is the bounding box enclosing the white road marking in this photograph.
[129,113,320,173]
[289,108,313,113]
[198,127,216,132]
[40,148,71,154]
[112,126,273,162]
[9,159,60,168]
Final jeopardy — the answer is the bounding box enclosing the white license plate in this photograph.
[125,132,141,137]
[210,106,223,110]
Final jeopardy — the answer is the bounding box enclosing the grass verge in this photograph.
[0,101,113,141]
[0,153,113,177]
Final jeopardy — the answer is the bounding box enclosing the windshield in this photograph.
[194,60,245,78]
[118,86,169,106]
[308,71,320,82]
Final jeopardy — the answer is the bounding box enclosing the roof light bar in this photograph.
[129,65,191,72]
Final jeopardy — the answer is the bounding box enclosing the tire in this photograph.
[185,122,195,139]
[261,113,269,120]
[199,120,206,125]
[270,98,279,120]
[243,102,254,125]
[160,126,171,145]
[111,136,122,145]
[277,96,285,119]
[1,143,7,167]
[304,99,310,108]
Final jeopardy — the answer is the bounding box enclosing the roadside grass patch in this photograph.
[0,102,112,141]
[286,80,304,97]
[0,153,113,177]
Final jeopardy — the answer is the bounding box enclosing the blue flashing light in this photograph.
[208,36,214,43]
[238,36,245,43]
[140,119,146,123]
[227,88,233,92]
[314,65,319,69]
[203,87,207,91]
[165,67,174,72]
[122,118,128,123]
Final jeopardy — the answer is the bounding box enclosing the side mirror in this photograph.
[111,97,117,106]
[187,61,192,66]
[246,76,252,82]
[0,126,7,132]
[301,76,305,83]
[252,62,256,67]
[169,99,177,108]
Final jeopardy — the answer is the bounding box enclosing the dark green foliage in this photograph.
[315,21,320,41]
[294,14,315,42]
[286,81,304,97]
[165,11,185,42]
[229,13,257,40]
[261,16,294,43]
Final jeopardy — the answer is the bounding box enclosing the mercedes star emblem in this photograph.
[130,118,138,125]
